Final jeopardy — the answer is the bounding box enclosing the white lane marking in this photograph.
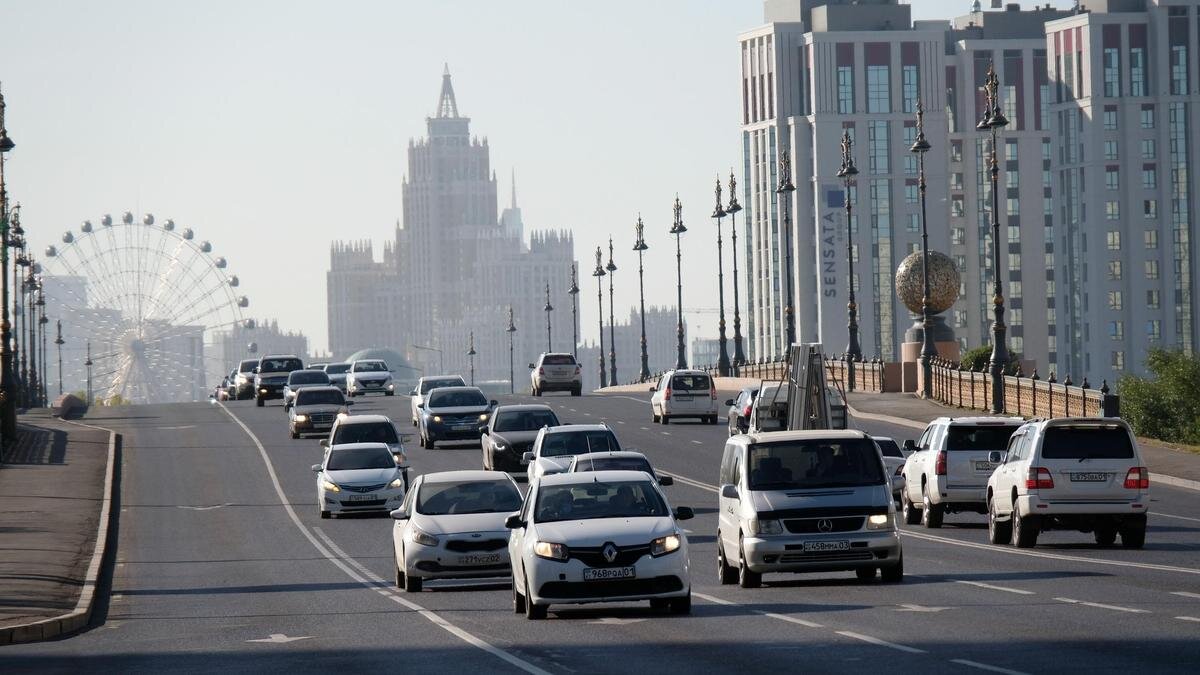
[1155,511,1200,523]
[1176,616,1200,623]
[954,580,1035,596]
[1172,591,1200,600]
[691,440,704,445]
[616,421,626,425]
[661,473,718,493]
[693,591,735,606]
[567,408,577,412]
[589,617,646,625]
[217,402,550,675]
[661,432,671,436]
[177,503,234,511]
[1054,597,1151,614]
[610,395,651,404]
[246,633,313,644]
[894,604,951,612]
[763,612,823,628]
[157,425,196,430]
[835,630,926,654]
[639,426,649,431]
[950,659,1030,675]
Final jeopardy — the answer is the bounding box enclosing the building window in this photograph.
[1103,140,1118,160]
[1144,199,1158,218]
[1145,260,1160,279]
[952,227,965,245]
[1009,280,1022,297]
[1108,290,1123,310]
[951,172,963,190]
[1007,198,1020,216]
[902,64,918,114]
[1106,231,1121,250]
[1140,106,1155,129]
[1171,45,1188,96]
[1010,308,1023,326]
[1112,351,1125,371]
[1147,320,1161,340]
[1044,196,1053,216]
[1106,201,1121,219]
[1103,109,1118,130]
[868,121,889,174]
[902,125,917,175]
[907,213,919,232]
[1108,260,1123,280]
[1109,321,1124,340]
[1008,224,1020,242]
[1103,47,1121,97]
[905,183,918,204]
[1141,167,1156,189]
[1142,139,1156,159]
[1130,47,1146,97]
[1145,230,1159,248]
[1146,289,1160,309]
[1039,83,1051,130]
[950,140,963,163]
[1006,170,1019,189]
[951,196,965,218]
[1105,167,1119,190]
[867,64,890,114]
[837,66,854,114]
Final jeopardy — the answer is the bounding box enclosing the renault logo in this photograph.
[817,519,833,533]
[470,533,482,538]
[602,543,619,563]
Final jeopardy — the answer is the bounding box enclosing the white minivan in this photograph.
[649,370,719,425]
[716,430,903,588]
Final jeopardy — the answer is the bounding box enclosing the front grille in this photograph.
[784,517,865,534]
[342,483,387,493]
[340,498,387,508]
[778,550,875,563]
[539,576,683,599]
[569,543,652,568]
[446,538,508,553]
[309,412,336,424]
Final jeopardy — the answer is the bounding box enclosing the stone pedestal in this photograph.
[900,314,959,394]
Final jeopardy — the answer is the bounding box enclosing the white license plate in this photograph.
[974,461,997,471]
[453,424,475,431]
[346,493,379,502]
[457,553,502,565]
[583,566,635,581]
[803,540,850,552]
[1070,472,1108,482]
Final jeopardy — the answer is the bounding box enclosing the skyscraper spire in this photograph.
[511,168,517,209]
[436,63,459,118]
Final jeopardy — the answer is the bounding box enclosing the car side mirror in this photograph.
[390,507,409,520]
[310,464,322,472]
[527,363,535,369]
[478,425,488,435]
[490,399,499,407]
[902,439,918,453]
[648,386,656,393]
[724,399,734,407]
[504,513,525,529]
[720,484,738,499]
[320,439,329,448]
[522,451,534,463]
[416,402,424,409]
[988,451,1005,464]
[410,389,417,396]
[673,506,694,521]
[658,475,674,487]
[253,367,259,373]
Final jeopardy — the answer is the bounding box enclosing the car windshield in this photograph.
[540,430,620,457]
[578,456,653,474]
[332,422,400,445]
[747,439,886,490]
[289,371,330,385]
[494,410,560,432]
[416,480,522,515]
[428,390,487,408]
[326,447,395,471]
[238,360,257,373]
[946,425,1022,451]
[421,378,465,394]
[671,374,711,390]
[1041,427,1135,460]
[534,480,667,523]
[542,355,575,366]
[297,390,344,406]
[876,439,903,458]
[354,361,388,372]
[324,363,351,374]
[261,358,302,373]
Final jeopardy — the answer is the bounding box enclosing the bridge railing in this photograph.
[927,357,1119,418]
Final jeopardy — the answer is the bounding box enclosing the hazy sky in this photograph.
[1,0,1074,356]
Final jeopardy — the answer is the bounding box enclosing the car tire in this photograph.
[711,415,720,425]
[716,534,737,585]
[855,567,877,582]
[668,592,691,615]
[404,573,423,593]
[319,509,330,519]
[512,573,526,613]
[988,496,1012,545]
[901,487,922,525]
[649,598,670,610]
[881,557,904,583]
[533,387,541,397]
[1119,515,1146,549]
[1011,503,1039,548]
[921,484,944,529]
[737,535,761,589]
[484,448,494,471]
[571,387,581,397]
[661,415,670,425]
[1094,525,1118,546]
[395,562,405,589]
[291,429,300,440]
[652,410,660,424]
[256,397,265,407]
[524,577,546,620]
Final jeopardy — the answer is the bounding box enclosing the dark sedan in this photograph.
[481,404,561,473]
[418,386,497,449]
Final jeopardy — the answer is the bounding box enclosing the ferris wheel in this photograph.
[41,211,251,404]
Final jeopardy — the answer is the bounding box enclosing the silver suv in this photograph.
[986,418,1149,548]
[529,353,582,397]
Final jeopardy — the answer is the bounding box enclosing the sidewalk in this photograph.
[0,410,115,643]
[847,391,1200,487]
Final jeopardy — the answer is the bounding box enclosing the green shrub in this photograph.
[1119,349,1200,444]
[959,345,1023,376]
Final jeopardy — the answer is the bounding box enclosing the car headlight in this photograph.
[387,383,395,390]
[534,541,568,561]
[651,533,682,557]
[478,413,489,422]
[494,441,510,451]
[322,479,341,493]
[389,477,404,489]
[260,387,268,394]
[866,513,894,530]
[432,415,443,423]
[748,518,783,536]
[294,414,308,422]
[409,525,439,547]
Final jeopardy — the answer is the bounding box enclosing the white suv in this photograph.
[986,418,1149,549]
[899,417,1024,528]
[649,370,719,425]
[529,353,582,397]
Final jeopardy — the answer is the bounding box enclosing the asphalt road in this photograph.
[5,391,1200,673]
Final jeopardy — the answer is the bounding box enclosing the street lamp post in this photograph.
[670,196,688,369]
[911,98,938,399]
[25,266,38,407]
[411,344,444,373]
[633,215,650,380]
[776,151,797,353]
[0,84,16,438]
[978,63,1010,413]
[37,285,46,407]
[54,320,63,396]
[505,306,517,394]
[467,331,476,387]
[567,264,579,359]
[592,246,608,388]
[712,175,731,377]
[85,342,93,405]
[11,211,25,408]
[837,130,863,373]
[606,237,617,385]
[726,171,746,369]
[543,283,553,353]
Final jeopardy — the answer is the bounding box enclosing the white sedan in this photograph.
[507,470,693,619]
[390,470,523,592]
[312,443,406,519]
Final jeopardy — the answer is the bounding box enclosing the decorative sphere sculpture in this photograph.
[895,250,960,315]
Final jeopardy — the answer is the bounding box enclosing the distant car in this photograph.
[410,375,467,426]
[325,414,409,471]
[418,386,496,449]
[312,443,406,519]
[567,450,673,486]
[747,382,788,433]
[346,359,396,397]
[481,404,561,473]
[309,362,329,370]
[390,470,523,592]
[322,362,352,392]
[508,470,694,619]
[283,369,332,410]
[873,436,906,499]
[289,386,351,439]
[724,387,758,436]
[529,352,582,397]
[255,355,306,407]
[232,358,258,400]
[649,370,719,425]
[524,424,622,483]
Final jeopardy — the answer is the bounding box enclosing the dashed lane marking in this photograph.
[763,612,824,628]
[1171,591,1200,600]
[1176,616,1200,623]
[1054,597,1151,614]
[661,473,718,493]
[835,630,926,654]
[951,659,1030,675]
[691,440,703,445]
[640,426,649,431]
[1155,512,1200,524]
[954,580,1035,596]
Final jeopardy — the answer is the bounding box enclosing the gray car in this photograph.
[283,369,333,410]
[481,404,560,473]
[322,362,352,392]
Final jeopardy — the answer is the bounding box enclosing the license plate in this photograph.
[346,493,378,502]
[974,461,997,471]
[803,540,850,552]
[453,424,475,431]
[457,553,502,565]
[583,566,635,581]
[1070,472,1108,482]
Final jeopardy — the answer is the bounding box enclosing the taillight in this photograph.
[1124,467,1150,490]
[574,366,581,375]
[934,450,947,476]
[1025,467,1054,490]
[538,367,544,375]
[664,388,672,400]
[743,405,752,417]
[710,386,717,400]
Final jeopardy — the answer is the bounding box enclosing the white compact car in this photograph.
[507,470,694,619]
[410,375,467,426]
[649,370,719,425]
[567,451,673,486]
[986,418,1149,549]
[523,424,622,483]
[346,359,396,397]
[390,470,524,592]
[312,443,406,519]
[529,352,582,397]
[324,414,408,471]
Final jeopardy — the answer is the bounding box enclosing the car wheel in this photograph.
[921,484,944,528]
[395,561,405,589]
[711,415,720,425]
[737,535,760,589]
[483,448,494,471]
[1094,525,1118,546]
[901,487,922,525]
[571,387,581,397]
[386,391,394,396]
[880,556,904,583]
[319,509,331,519]
[661,415,670,425]
[987,496,1012,545]
[716,533,737,585]
[855,567,877,582]
[668,593,691,615]
[524,577,546,620]
[1011,503,1039,548]
[404,572,423,593]
[512,572,526,613]
[256,397,265,407]
[1119,515,1146,549]
[649,598,670,611]
[652,409,660,423]
[291,429,300,440]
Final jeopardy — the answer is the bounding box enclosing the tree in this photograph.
[960,345,1023,376]
[1119,349,1200,445]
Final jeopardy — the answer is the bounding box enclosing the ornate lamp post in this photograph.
[25,265,38,407]
[467,331,476,386]
[505,307,517,394]
[37,284,46,407]
[605,237,617,385]
[0,84,16,436]
[978,63,1009,413]
[911,98,938,399]
[592,246,608,388]
[85,342,93,405]
[776,151,797,353]
[567,264,579,359]
[54,320,63,396]
[837,131,863,366]
[543,283,553,353]
[726,171,746,369]
[633,215,650,380]
[12,210,26,408]
[670,196,688,369]
[712,175,731,377]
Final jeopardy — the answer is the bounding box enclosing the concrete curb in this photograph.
[846,402,1200,493]
[0,419,119,645]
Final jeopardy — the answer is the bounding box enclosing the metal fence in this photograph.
[928,357,1119,418]
[822,355,887,394]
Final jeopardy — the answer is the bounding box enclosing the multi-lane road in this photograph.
[6,390,1200,673]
